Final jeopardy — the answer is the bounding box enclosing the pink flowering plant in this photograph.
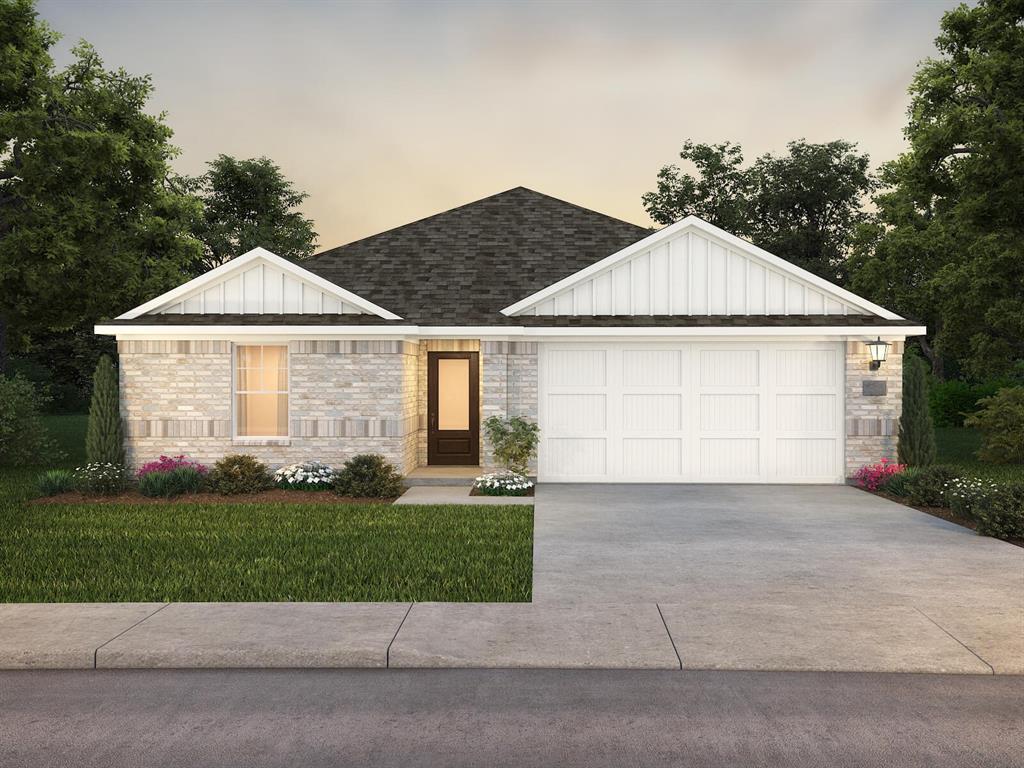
[137,455,208,478]
[853,457,905,491]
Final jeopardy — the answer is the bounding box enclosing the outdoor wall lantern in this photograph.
[866,337,890,371]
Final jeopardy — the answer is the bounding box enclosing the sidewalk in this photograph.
[1,600,1017,673]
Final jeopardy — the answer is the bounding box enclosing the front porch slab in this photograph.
[395,486,534,505]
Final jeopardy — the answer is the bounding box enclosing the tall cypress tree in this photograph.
[898,353,936,467]
[86,355,125,465]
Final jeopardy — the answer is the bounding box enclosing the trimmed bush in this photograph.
[333,454,404,499]
[946,476,1000,520]
[273,461,335,490]
[904,465,959,507]
[971,483,1024,540]
[73,462,129,495]
[964,386,1024,464]
[898,354,936,467]
[86,356,125,465]
[37,469,74,496]
[137,467,205,498]
[482,416,540,474]
[880,467,919,498]
[206,454,272,495]
[0,375,57,467]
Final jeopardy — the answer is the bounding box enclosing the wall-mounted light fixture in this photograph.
[866,337,890,371]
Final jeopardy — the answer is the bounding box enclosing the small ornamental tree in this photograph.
[86,355,125,465]
[898,353,936,467]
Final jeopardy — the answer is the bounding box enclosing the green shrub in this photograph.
[904,465,959,507]
[206,454,272,495]
[73,462,129,495]
[333,454,404,499]
[0,375,57,467]
[86,356,125,465]
[482,416,540,474]
[964,386,1024,464]
[37,468,75,496]
[137,467,206,498]
[946,476,999,520]
[880,467,919,498]
[971,483,1024,540]
[898,354,936,467]
[929,379,1005,428]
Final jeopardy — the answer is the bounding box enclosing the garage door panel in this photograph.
[699,394,759,432]
[699,349,759,387]
[775,438,838,478]
[623,438,683,477]
[700,438,759,478]
[545,349,606,387]
[546,393,607,432]
[775,349,837,387]
[622,349,682,386]
[543,438,607,477]
[622,393,682,432]
[775,393,837,433]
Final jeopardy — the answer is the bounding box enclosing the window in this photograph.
[234,345,288,437]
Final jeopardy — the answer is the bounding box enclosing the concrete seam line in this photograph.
[913,607,995,675]
[386,603,414,669]
[92,603,171,670]
[656,604,683,671]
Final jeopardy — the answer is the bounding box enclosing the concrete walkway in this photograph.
[394,486,534,505]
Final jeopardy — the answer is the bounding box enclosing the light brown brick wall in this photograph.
[844,339,904,476]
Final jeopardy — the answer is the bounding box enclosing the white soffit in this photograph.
[116,247,401,320]
[501,217,902,320]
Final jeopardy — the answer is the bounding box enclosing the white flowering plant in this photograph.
[273,461,336,491]
[945,476,999,517]
[473,470,534,497]
[72,462,129,495]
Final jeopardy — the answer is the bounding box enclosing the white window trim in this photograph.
[232,343,290,441]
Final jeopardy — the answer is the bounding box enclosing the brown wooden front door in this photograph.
[427,351,479,465]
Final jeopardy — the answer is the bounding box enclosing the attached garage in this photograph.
[538,341,845,483]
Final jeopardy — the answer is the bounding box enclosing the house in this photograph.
[97,187,924,483]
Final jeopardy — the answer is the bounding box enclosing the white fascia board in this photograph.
[97,323,926,339]
[115,247,402,320]
[500,216,903,320]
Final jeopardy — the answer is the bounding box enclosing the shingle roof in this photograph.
[302,187,652,325]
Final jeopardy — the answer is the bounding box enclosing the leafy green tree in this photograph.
[191,155,317,272]
[850,0,1024,378]
[898,354,937,468]
[643,140,873,282]
[85,355,124,465]
[0,0,201,372]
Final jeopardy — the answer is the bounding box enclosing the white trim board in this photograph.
[116,247,401,320]
[501,217,902,320]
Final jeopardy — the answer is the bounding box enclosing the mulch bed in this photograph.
[872,490,1024,548]
[31,490,397,505]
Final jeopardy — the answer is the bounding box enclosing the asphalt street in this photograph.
[1,669,1021,768]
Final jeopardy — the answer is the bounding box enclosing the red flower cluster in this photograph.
[853,457,905,491]
[136,455,208,478]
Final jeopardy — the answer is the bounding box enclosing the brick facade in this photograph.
[844,340,904,477]
[119,337,539,476]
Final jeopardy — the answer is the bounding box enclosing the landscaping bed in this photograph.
[31,489,396,505]
[0,502,534,603]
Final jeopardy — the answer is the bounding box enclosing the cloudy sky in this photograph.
[38,0,959,249]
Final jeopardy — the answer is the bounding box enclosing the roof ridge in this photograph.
[311,187,649,259]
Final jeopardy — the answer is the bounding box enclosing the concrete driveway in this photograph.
[533,484,1024,672]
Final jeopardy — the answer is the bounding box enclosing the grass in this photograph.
[935,427,1024,482]
[0,414,533,603]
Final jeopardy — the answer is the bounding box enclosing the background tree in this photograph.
[849,0,1024,379]
[642,139,873,282]
[0,0,201,374]
[898,353,937,468]
[85,355,124,465]
[190,154,317,272]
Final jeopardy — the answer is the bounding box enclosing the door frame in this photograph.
[427,351,480,466]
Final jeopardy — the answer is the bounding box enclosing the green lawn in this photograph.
[935,426,1024,482]
[0,415,533,603]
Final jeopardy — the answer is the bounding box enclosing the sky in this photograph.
[38,0,961,250]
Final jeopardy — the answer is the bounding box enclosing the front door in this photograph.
[427,351,480,465]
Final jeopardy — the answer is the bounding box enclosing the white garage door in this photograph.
[538,342,845,483]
